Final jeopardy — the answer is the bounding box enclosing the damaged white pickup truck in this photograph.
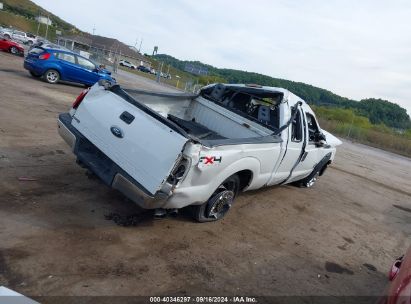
[58,81,341,222]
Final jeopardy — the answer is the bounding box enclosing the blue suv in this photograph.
[24,47,115,86]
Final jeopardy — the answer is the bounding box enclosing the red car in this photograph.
[379,246,411,304]
[0,37,24,56]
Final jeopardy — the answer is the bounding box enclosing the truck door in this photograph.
[292,111,323,176]
[269,106,306,184]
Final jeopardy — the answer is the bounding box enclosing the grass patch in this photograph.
[314,106,411,157]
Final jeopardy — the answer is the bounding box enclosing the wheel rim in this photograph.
[208,190,235,219]
[306,172,319,187]
[10,47,17,54]
[46,71,58,83]
[206,180,237,219]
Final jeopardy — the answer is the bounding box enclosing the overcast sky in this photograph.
[33,0,411,115]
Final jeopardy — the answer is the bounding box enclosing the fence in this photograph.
[318,118,411,157]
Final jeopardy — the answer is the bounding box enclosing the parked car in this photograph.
[24,47,115,86]
[1,29,37,45]
[58,82,342,222]
[137,65,151,73]
[150,68,157,75]
[119,60,136,69]
[0,35,24,56]
[378,246,411,304]
[28,39,63,51]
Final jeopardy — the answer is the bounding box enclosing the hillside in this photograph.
[0,0,79,41]
[0,0,143,61]
[1,0,76,31]
[154,54,411,130]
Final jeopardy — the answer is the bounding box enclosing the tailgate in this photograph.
[72,86,188,195]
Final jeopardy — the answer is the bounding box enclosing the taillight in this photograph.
[39,52,50,60]
[72,88,90,109]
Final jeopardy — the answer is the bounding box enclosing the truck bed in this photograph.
[123,88,276,142]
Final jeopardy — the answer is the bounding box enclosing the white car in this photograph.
[119,60,136,69]
[58,82,341,222]
[1,29,37,45]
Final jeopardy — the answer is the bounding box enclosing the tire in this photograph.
[192,175,240,222]
[44,69,60,84]
[294,153,332,188]
[9,46,19,55]
[4,34,10,39]
[29,71,41,78]
[295,171,320,188]
[27,40,33,45]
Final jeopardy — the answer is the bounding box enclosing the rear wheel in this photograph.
[294,168,322,188]
[299,171,320,188]
[44,69,60,84]
[192,175,240,222]
[9,46,19,55]
[4,34,10,39]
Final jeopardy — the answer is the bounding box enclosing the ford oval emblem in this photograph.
[110,126,124,138]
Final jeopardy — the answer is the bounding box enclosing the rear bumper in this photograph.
[24,60,44,75]
[57,113,169,209]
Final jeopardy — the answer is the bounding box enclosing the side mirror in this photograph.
[315,132,326,142]
[314,132,327,147]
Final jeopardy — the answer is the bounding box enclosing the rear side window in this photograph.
[77,56,95,70]
[57,53,75,64]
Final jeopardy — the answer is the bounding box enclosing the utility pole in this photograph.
[156,61,163,83]
[36,10,41,36]
[138,38,143,53]
[45,13,50,39]
[92,26,96,35]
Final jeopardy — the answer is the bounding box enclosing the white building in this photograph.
[36,16,52,26]
[0,3,4,10]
